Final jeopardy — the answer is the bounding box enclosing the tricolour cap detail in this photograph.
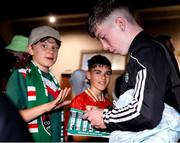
[28,25,61,46]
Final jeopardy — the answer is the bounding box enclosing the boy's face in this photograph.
[87,65,112,93]
[28,37,59,72]
[94,15,130,56]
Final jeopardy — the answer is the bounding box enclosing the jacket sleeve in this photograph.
[6,69,27,109]
[103,46,170,132]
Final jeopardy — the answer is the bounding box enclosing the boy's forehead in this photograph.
[95,22,109,38]
[91,64,111,69]
[38,37,58,45]
[46,37,57,43]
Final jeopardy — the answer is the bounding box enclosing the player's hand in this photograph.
[86,105,97,111]
[46,87,71,111]
[83,108,107,129]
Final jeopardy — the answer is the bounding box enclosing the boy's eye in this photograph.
[95,71,101,74]
[106,71,112,76]
[40,43,59,50]
[54,45,60,50]
[42,44,48,48]
[100,36,105,40]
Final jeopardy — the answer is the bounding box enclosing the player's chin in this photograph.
[98,86,107,91]
[46,60,56,66]
[44,62,54,68]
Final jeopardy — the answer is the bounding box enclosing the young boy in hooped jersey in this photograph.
[65,54,113,142]
[6,25,71,142]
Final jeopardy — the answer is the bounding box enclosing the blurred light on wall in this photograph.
[49,16,56,23]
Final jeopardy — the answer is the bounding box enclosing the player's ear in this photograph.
[27,45,34,56]
[115,16,126,32]
[86,71,91,80]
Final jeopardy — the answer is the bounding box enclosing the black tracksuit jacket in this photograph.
[103,31,179,132]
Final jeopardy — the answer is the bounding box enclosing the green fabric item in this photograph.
[26,61,63,142]
[6,61,64,142]
[6,69,27,109]
[26,62,49,141]
[5,35,28,52]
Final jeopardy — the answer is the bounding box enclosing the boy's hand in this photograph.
[86,105,97,111]
[83,108,107,129]
[47,87,71,111]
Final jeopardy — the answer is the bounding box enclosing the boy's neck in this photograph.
[32,60,49,73]
[89,87,103,101]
